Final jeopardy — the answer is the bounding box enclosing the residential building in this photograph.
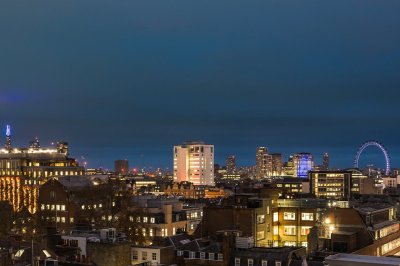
[131,245,174,265]
[323,153,329,171]
[173,141,214,186]
[226,156,236,174]
[271,153,283,176]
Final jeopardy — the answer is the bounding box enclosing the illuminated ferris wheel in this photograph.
[353,140,391,176]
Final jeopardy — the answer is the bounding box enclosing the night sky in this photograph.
[1,1,400,171]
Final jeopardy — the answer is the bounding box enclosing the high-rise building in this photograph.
[293,153,314,178]
[29,137,41,149]
[173,141,214,186]
[283,155,294,176]
[226,156,236,174]
[57,141,69,154]
[256,147,271,179]
[5,125,11,150]
[323,153,329,171]
[115,159,129,176]
[270,153,282,176]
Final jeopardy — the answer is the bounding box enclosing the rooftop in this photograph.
[325,253,400,265]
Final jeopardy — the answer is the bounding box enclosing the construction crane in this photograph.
[136,154,143,173]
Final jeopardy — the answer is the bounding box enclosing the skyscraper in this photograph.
[5,125,11,150]
[226,156,237,174]
[293,153,314,177]
[256,147,271,179]
[29,137,41,149]
[115,159,129,176]
[323,153,329,171]
[173,141,214,186]
[271,153,283,176]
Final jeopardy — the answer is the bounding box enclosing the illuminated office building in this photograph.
[0,129,84,213]
[173,141,214,186]
[323,153,329,171]
[256,147,271,179]
[293,153,314,178]
[226,156,236,174]
[309,171,351,200]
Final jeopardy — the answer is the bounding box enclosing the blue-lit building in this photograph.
[293,153,314,177]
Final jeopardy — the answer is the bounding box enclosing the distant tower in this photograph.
[271,153,283,176]
[256,147,271,179]
[323,153,329,171]
[57,141,69,154]
[115,159,129,176]
[5,125,11,150]
[226,156,237,174]
[29,137,41,149]
[293,153,314,177]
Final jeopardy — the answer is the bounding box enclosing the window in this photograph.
[162,229,165,236]
[142,251,148,260]
[235,258,241,266]
[284,212,295,220]
[301,227,311,236]
[152,253,157,260]
[276,261,282,266]
[177,251,184,256]
[218,254,223,261]
[302,242,308,247]
[267,206,270,215]
[200,252,205,259]
[302,213,313,221]
[257,215,265,224]
[273,212,278,222]
[248,259,254,266]
[274,226,278,235]
[284,241,296,247]
[209,253,214,260]
[132,250,138,260]
[262,260,268,266]
[150,229,153,237]
[257,231,265,240]
[189,252,195,258]
[143,217,148,223]
[284,226,296,235]
[150,217,155,223]
[70,217,74,223]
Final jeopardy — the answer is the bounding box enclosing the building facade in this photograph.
[173,141,214,186]
[226,156,236,175]
[256,147,271,179]
[293,153,314,178]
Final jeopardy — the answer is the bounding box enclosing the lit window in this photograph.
[284,212,295,220]
[302,213,313,221]
[142,251,147,261]
[143,217,148,223]
[262,260,268,266]
[301,227,311,235]
[274,226,278,235]
[257,231,265,240]
[284,226,296,235]
[273,212,278,222]
[150,217,155,223]
[248,259,254,266]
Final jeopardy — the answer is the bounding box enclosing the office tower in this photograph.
[226,156,237,174]
[256,147,271,179]
[115,159,129,176]
[29,137,41,149]
[5,125,11,150]
[57,141,69,154]
[293,153,314,177]
[309,171,351,200]
[271,153,282,176]
[173,141,214,186]
[323,153,329,171]
[283,155,294,176]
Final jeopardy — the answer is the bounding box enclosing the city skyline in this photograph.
[0,125,394,172]
[1,1,400,171]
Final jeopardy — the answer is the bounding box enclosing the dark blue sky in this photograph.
[1,1,400,171]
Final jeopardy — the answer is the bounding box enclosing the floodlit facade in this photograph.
[293,153,314,178]
[173,141,214,186]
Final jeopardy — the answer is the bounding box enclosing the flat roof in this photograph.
[326,253,400,265]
